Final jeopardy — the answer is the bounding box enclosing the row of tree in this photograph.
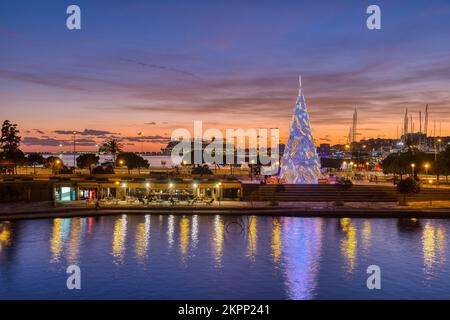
[382,147,450,181]
[0,120,150,174]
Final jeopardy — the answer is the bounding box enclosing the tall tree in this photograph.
[76,153,100,173]
[0,120,21,154]
[0,120,23,173]
[116,152,149,174]
[100,138,123,163]
[26,153,46,175]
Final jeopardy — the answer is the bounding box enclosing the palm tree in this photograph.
[100,138,123,164]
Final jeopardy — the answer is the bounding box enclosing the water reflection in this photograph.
[191,215,199,250]
[271,218,282,265]
[213,215,224,266]
[0,222,11,253]
[67,218,83,264]
[2,215,450,299]
[422,221,446,275]
[135,215,150,263]
[179,216,190,262]
[340,218,357,273]
[282,218,323,299]
[398,218,421,232]
[112,215,128,264]
[167,215,174,249]
[362,220,372,252]
[246,216,257,262]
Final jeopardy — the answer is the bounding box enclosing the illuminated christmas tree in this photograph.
[278,76,321,184]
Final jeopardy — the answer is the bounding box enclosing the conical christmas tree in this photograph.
[278,76,321,184]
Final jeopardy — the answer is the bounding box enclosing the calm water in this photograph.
[0,215,449,299]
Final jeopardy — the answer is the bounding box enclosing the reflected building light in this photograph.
[340,218,357,273]
[213,215,224,266]
[179,217,190,262]
[50,218,63,263]
[282,218,324,299]
[167,215,175,249]
[0,222,12,253]
[191,215,199,250]
[87,217,95,235]
[112,215,128,264]
[246,216,258,262]
[67,218,83,264]
[271,218,282,265]
[135,215,151,262]
[436,226,446,264]
[422,222,446,274]
[362,220,372,252]
[60,218,72,242]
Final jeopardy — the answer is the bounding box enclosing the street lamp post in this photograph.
[424,163,430,175]
[73,131,77,170]
[435,138,442,161]
[138,131,144,155]
[411,163,416,177]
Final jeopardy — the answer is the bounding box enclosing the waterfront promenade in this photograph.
[2,199,450,221]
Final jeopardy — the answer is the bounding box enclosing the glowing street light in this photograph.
[424,163,430,175]
[411,163,416,176]
[169,183,174,188]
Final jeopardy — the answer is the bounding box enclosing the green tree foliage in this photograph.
[0,120,21,154]
[76,153,99,172]
[91,165,114,174]
[116,152,149,173]
[26,153,46,166]
[397,177,420,204]
[382,150,432,180]
[0,120,24,173]
[26,153,46,175]
[100,138,123,163]
[191,164,213,176]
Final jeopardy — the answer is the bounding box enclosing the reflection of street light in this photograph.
[215,183,221,205]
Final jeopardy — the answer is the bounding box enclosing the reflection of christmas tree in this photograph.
[278,76,321,184]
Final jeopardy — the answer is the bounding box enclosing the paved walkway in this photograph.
[2,200,450,220]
